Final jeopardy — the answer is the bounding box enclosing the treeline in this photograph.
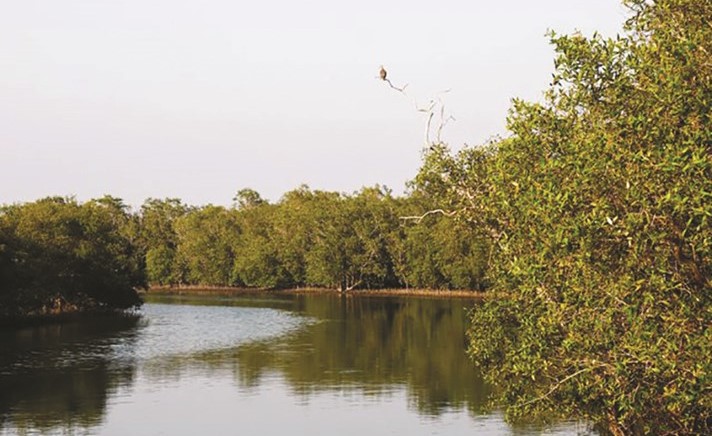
[140,186,488,291]
[0,197,145,318]
[0,186,489,316]
[1,1,707,431]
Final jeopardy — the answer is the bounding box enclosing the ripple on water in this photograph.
[127,303,309,361]
[1,303,310,373]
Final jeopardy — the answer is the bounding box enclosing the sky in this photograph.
[0,0,628,208]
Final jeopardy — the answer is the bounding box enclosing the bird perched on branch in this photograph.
[379,65,387,81]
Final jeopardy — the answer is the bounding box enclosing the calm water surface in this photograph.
[0,294,592,435]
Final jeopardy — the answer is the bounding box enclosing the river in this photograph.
[0,293,592,435]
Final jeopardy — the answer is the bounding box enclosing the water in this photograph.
[0,294,592,435]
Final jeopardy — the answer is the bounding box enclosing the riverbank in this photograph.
[145,285,488,299]
[0,307,141,328]
[0,292,143,326]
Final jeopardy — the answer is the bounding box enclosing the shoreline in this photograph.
[145,285,488,299]
[0,308,141,328]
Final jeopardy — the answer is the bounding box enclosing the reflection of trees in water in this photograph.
[0,315,141,433]
[229,295,490,416]
[158,295,488,415]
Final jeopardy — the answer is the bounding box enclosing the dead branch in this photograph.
[436,104,456,144]
[425,111,435,144]
[384,78,408,93]
[345,280,362,292]
[378,65,454,147]
[399,208,459,223]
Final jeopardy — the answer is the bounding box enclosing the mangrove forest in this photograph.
[0,0,709,434]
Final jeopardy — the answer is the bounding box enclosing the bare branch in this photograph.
[425,111,435,144]
[436,111,456,144]
[383,78,409,93]
[344,280,362,292]
[519,364,607,408]
[378,66,455,147]
[399,209,459,223]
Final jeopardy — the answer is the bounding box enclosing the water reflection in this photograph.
[213,295,490,416]
[0,315,141,433]
[0,294,590,435]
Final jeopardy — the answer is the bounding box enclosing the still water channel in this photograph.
[0,294,591,435]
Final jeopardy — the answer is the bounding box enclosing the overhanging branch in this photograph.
[399,208,459,223]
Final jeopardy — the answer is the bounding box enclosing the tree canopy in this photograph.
[0,197,144,317]
[414,0,709,433]
[136,186,488,292]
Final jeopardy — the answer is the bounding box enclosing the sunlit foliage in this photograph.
[416,0,710,433]
[139,186,488,292]
[0,197,144,316]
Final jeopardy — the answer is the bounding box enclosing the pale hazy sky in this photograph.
[0,0,628,207]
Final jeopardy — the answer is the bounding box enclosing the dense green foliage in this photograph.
[0,197,144,317]
[140,198,189,286]
[0,188,488,319]
[140,185,488,291]
[416,0,710,433]
[2,1,707,432]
